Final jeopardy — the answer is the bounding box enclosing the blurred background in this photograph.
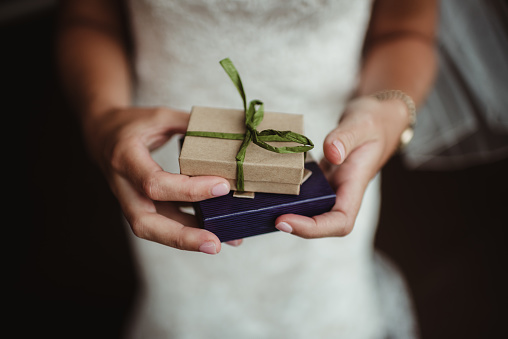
[5,0,507,338]
[4,0,139,337]
[376,1,508,338]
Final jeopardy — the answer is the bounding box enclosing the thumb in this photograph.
[323,103,377,165]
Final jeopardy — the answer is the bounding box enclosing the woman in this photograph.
[57,0,437,337]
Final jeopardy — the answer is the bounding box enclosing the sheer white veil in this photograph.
[402,0,508,170]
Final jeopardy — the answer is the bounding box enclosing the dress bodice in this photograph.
[127,0,373,164]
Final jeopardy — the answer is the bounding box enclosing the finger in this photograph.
[143,109,191,150]
[118,176,222,254]
[225,239,244,247]
[157,201,244,247]
[275,212,345,238]
[108,107,229,202]
[150,173,231,202]
[132,211,222,254]
[275,176,364,238]
[323,102,378,165]
[154,201,199,227]
[275,146,375,238]
[118,141,231,202]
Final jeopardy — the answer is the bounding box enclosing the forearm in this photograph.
[356,0,438,106]
[358,38,437,107]
[56,0,132,130]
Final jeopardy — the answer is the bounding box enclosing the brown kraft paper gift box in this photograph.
[179,106,307,195]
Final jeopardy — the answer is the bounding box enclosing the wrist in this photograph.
[80,105,126,169]
[372,90,416,150]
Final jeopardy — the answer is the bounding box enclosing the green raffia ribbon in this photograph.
[185,58,314,192]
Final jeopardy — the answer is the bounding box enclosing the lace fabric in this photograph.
[123,1,418,338]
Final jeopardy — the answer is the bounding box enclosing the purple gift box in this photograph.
[193,161,336,242]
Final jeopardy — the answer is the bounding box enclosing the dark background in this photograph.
[5,1,138,338]
[376,155,508,338]
[5,1,507,338]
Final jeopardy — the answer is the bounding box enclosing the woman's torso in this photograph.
[121,1,410,338]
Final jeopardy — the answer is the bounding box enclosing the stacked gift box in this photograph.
[178,58,336,242]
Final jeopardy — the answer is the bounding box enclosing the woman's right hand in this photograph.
[83,106,231,254]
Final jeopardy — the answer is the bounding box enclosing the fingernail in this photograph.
[212,183,229,197]
[275,222,293,234]
[199,242,217,255]
[332,140,345,164]
[226,239,242,247]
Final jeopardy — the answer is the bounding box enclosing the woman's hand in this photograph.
[84,106,232,254]
[272,0,438,239]
[274,96,409,237]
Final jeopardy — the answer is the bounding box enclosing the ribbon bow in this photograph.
[186,58,314,192]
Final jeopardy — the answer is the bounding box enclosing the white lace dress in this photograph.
[123,1,418,338]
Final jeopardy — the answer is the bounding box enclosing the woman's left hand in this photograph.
[274,96,410,237]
